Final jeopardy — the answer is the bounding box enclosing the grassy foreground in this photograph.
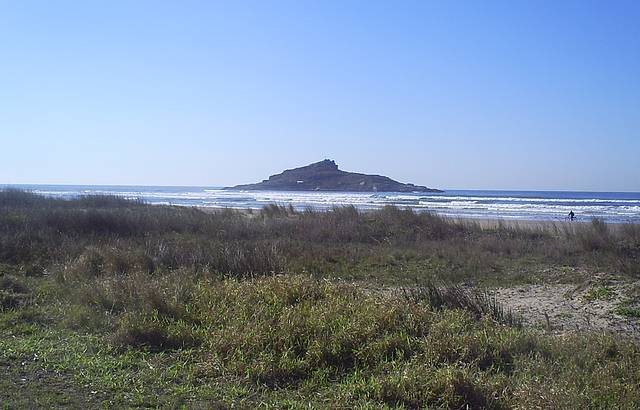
[1,190,639,408]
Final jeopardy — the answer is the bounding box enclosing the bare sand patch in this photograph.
[492,278,640,342]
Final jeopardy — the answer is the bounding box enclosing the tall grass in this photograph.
[402,281,522,327]
[1,189,639,282]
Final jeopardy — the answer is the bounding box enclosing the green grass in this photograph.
[584,285,616,301]
[2,275,640,408]
[616,305,640,318]
[2,190,640,408]
[615,297,640,318]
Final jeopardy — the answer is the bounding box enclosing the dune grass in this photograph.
[0,189,638,286]
[1,190,640,408]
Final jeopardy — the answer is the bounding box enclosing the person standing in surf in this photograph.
[568,210,575,221]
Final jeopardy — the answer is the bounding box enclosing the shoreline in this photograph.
[5,185,639,224]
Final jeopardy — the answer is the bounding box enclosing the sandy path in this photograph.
[492,281,640,342]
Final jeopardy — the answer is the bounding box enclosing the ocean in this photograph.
[5,185,640,224]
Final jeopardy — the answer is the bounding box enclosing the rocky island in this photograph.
[226,159,442,192]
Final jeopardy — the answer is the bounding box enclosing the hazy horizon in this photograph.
[2,1,639,191]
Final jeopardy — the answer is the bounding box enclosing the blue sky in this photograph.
[1,1,639,191]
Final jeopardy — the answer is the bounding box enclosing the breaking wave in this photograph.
[6,185,640,224]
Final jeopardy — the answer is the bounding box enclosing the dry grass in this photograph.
[1,189,638,285]
[401,281,522,327]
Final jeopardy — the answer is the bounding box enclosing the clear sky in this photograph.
[1,1,639,191]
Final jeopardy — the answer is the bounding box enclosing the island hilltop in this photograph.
[226,159,442,192]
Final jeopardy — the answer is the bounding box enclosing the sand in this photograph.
[492,279,640,342]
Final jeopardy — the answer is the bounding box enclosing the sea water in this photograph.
[5,185,640,224]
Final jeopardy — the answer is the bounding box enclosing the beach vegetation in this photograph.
[1,190,640,407]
